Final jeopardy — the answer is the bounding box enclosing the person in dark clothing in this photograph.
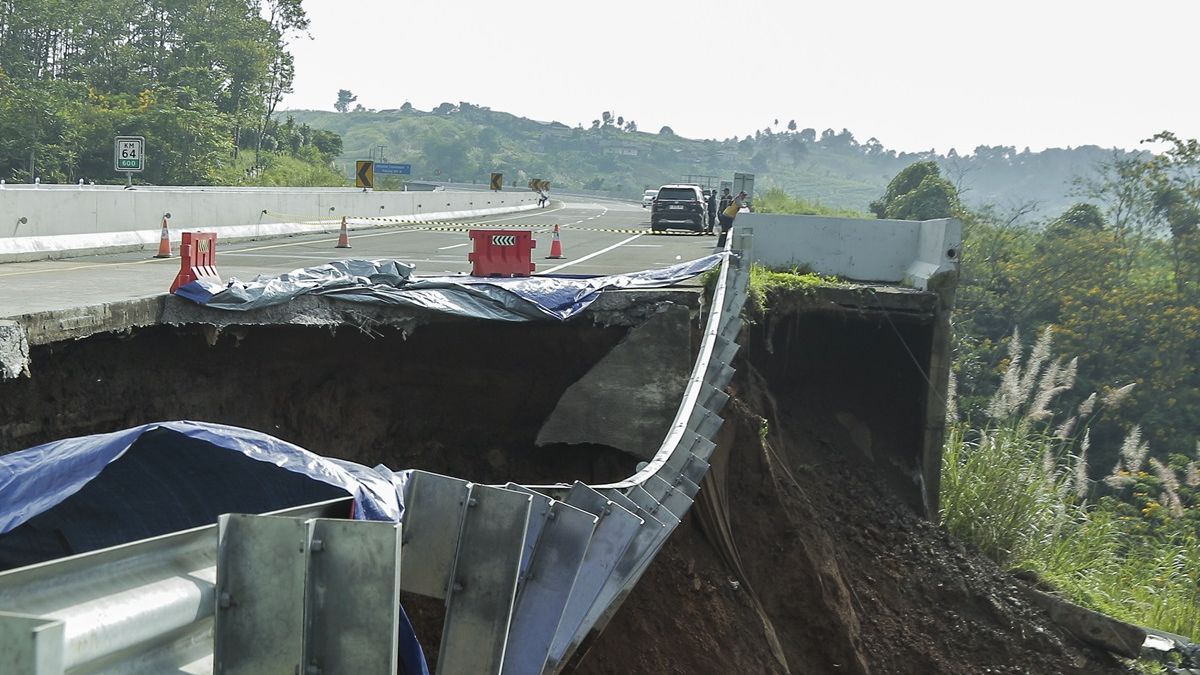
[706,190,717,234]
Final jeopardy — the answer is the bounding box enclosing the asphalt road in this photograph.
[0,198,720,317]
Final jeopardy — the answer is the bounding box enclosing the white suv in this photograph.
[641,189,658,208]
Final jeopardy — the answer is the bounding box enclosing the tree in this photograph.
[870,161,959,220]
[1047,203,1106,236]
[624,120,637,133]
[400,101,413,112]
[601,111,613,127]
[617,115,624,128]
[659,126,674,136]
[334,89,356,113]
[252,0,310,166]
[799,128,816,143]
[1143,132,1200,298]
[787,120,797,133]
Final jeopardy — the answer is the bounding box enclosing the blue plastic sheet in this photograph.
[0,420,402,535]
[0,422,430,674]
[176,255,723,322]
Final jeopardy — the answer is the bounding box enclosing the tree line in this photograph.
[872,134,1200,484]
[0,0,341,185]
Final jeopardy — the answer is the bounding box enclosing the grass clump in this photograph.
[747,263,838,314]
[941,327,1200,642]
[753,186,870,218]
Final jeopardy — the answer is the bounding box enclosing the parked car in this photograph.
[650,185,707,233]
[641,189,658,208]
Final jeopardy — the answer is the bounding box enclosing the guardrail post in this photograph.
[213,514,402,675]
[0,612,64,674]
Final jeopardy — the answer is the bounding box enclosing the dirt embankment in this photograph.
[574,325,1133,675]
[0,322,638,485]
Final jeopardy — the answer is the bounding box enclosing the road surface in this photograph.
[0,199,720,317]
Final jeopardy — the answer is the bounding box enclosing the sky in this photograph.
[281,0,1199,154]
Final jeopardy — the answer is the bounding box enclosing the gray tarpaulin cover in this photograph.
[174,255,722,321]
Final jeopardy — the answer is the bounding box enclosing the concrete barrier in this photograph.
[735,213,961,289]
[0,185,540,262]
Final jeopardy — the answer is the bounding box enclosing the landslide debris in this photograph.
[573,362,1133,675]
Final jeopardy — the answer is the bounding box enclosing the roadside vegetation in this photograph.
[751,186,868,218]
[923,132,1200,644]
[0,0,342,185]
[941,329,1200,641]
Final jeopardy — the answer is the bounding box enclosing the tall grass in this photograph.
[752,186,869,218]
[941,328,1200,640]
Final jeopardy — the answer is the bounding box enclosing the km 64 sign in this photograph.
[114,136,145,172]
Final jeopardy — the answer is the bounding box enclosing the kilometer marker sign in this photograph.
[115,136,145,172]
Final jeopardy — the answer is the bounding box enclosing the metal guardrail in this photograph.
[0,230,753,675]
[0,499,350,674]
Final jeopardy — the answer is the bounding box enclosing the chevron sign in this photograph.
[492,235,517,246]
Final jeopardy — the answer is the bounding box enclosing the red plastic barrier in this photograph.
[468,229,537,277]
[169,232,222,293]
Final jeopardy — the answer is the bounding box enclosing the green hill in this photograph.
[287,103,1137,217]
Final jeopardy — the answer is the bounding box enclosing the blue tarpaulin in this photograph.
[0,420,401,536]
[175,255,723,321]
[0,421,429,675]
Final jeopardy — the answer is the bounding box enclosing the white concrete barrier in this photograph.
[736,214,961,289]
[0,185,540,262]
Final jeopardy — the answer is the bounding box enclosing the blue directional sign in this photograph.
[375,163,411,175]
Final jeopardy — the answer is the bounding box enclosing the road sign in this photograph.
[356,160,374,189]
[114,136,145,172]
[490,173,503,191]
[375,163,411,176]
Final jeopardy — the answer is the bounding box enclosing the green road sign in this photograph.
[115,136,145,172]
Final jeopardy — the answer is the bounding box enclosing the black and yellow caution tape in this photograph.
[262,208,668,237]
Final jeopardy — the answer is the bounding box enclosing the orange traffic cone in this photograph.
[335,216,351,248]
[547,223,564,259]
[154,216,171,258]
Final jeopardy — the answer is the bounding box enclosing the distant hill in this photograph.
[286,103,1137,219]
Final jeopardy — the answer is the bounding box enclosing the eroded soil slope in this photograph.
[574,362,1133,675]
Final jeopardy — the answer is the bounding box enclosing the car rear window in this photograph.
[657,188,697,201]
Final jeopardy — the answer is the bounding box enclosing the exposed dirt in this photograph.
[573,312,1134,675]
[0,321,638,485]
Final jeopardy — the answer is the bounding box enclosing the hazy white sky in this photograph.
[282,0,1198,154]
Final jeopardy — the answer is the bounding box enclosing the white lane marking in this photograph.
[540,233,643,274]
[467,204,566,223]
[437,242,470,250]
[221,253,360,261]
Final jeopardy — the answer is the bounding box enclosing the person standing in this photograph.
[716,191,746,248]
[700,187,710,233]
